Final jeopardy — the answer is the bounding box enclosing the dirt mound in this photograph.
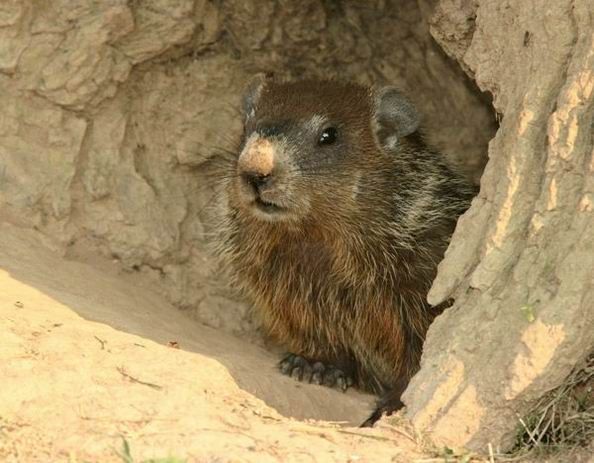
[0,223,428,462]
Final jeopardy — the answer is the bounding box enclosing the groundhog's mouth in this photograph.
[254,197,285,214]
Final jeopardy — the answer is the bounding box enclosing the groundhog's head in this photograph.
[229,75,420,224]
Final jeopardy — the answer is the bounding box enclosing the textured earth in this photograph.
[0,222,430,462]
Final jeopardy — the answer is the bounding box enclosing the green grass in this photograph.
[117,438,187,463]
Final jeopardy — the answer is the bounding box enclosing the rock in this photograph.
[0,78,86,226]
[404,0,594,452]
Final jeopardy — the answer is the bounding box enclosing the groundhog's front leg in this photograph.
[279,353,355,392]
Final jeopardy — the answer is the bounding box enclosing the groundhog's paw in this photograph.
[278,354,354,392]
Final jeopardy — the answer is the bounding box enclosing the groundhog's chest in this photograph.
[258,240,339,307]
[242,240,382,350]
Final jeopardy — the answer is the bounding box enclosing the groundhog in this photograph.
[212,74,476,426]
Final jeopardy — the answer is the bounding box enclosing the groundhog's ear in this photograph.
[373,87,420,149]
[242,73,272,116]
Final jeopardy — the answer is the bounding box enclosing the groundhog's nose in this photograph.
[242,171,272,194]
[238,134,275,178]
[238,134,277,195]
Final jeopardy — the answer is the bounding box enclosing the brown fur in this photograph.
[211,78,476,418]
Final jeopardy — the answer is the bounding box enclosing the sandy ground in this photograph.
[2,223,593,462]
[0,222,432,462]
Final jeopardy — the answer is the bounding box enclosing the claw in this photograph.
[291,366,303,381]
[336,376,347,392]
[279,353,354,392]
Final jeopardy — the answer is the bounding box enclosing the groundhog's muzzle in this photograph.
[236,133,291,219]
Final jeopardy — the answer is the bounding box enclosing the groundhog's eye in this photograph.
[318,127,338,146]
